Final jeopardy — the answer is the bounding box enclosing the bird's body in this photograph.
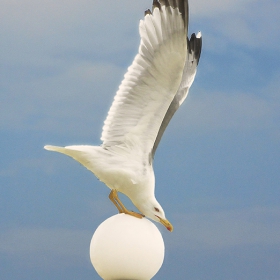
[45,0,202,231]
[47,145,155,209]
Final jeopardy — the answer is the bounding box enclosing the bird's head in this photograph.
[135,198,173,232]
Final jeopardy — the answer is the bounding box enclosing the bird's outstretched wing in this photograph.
[151,32,202,158]
[101,0,189,161]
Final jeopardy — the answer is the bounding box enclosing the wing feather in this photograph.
[152,32,202,157]
[101,0,189,161]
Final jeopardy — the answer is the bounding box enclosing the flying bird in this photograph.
[45,0,202,232]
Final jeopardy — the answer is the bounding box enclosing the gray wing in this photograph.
[151,32,202,159]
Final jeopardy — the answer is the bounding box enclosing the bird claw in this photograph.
[124,210,145,219]
[109,189,145,219]
[130,210,145,219]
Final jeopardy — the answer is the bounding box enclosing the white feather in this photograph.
[44,1,201,227]
[101,6,187,159]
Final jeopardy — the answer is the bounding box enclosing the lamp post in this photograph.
[90,214,165,280]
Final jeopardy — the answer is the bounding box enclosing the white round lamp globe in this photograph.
[90,214,165,280]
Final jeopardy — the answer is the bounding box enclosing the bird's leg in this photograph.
[108,189,123,213]
[109,189,144,219]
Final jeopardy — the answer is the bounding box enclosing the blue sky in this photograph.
[1,0,280,279]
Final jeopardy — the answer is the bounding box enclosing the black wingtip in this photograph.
[188,32,202,64]
[152,0,161,11]
[145,9,152,16]
[151,0,189,28]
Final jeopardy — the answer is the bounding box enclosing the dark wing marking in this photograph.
[151,32,202,160]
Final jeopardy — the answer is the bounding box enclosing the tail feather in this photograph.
[44,145,88,164]
[44,145,94,160]
[44,145,66,153]
[44,145,105,175]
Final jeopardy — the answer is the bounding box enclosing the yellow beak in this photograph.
[156,216,173,232]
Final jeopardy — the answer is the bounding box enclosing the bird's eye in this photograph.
[154,207,160,212]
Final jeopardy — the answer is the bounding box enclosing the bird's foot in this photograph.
[123,209,145,219]
[109,189,145,219]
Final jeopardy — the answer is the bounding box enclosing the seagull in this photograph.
[44,0,202,232]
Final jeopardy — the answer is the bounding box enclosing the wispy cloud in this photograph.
[2,0,279,137]
[167,206,280,251]
[1,62,123,137]
[190,0,256,16]
[0,227,91,268]
[166,79,280,140]
[1,1,280,278]
[191,0,280,50]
